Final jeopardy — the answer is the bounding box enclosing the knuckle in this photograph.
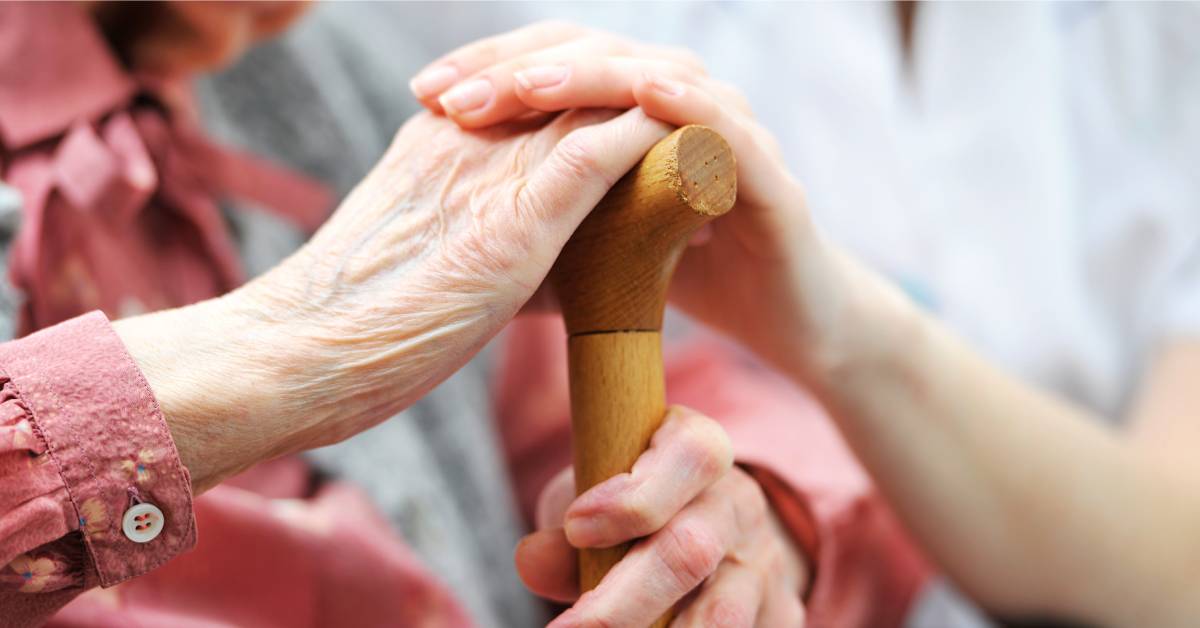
[657,520,724,590]
[619,489,668,534]
[555,108,619,131]
[766,551,789,581]
[783,598,807,627]
[552,131,612,187]
[736,469,769,511]
[675,413,734,478]
[512,179,551,225]
[704,597,755,628]
[730,470,770,533]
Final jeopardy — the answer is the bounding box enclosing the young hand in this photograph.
[409,23,865,388]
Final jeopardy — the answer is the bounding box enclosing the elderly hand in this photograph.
[515,406,808,627]
[409,22,882,394]
[117,107,672,491]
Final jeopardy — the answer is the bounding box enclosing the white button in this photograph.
[121,503,165,543]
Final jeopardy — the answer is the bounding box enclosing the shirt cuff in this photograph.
[740,463,821,599]
[0,311,196,586]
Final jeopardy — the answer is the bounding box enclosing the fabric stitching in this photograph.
[0,363,89,589]
[0,314,197,589]
[103,314,196,586]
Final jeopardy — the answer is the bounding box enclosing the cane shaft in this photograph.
[552,125,736,628]
[568,331,666,588]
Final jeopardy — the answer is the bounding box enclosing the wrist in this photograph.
[113,293,298,493]
[771,240,929,401]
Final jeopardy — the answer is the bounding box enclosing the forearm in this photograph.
[777,245,1200,626]
[111,253,505,496]
[113,293,301,493]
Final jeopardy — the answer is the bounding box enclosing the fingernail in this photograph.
[439,78,494,114]
[514,65,569,90]
[645,73,685,97]
[563,515,603,547]
[409,65,458,99]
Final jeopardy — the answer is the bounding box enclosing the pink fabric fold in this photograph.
[0,2,333,336]
[0,312,197,592]
[0,5,472,627]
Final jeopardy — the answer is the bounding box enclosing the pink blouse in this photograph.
[0,3,930,627]
[1,4,467,627]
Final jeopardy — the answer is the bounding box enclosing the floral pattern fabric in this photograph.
[0,4,473,627]
[0,312,197,596]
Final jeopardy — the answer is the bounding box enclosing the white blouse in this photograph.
[478,0,1200,420]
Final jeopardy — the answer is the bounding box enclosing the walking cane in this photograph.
[549,125,736,627]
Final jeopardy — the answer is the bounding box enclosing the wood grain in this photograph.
[568,332,665,591]
[552,124,737,336]
[551,125,736,627]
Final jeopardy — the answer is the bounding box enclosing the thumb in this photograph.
[536,466,576,530]
[516,108,671,235]
[515,527,579,603]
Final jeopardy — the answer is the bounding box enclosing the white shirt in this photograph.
[309,3,1200,624]
[435,0,1200,421]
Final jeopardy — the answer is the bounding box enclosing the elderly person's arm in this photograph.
[0,105,672,625]
[420,22,1200,628]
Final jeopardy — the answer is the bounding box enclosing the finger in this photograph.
[698,78,755,116]
[564,406,734,548]
[437,37,635,128]
[536,467,576,530]
[755,583,806,628]
[516,107,671,236]
[637,43,707,72]
[549,471,765,628]
[512,57,702,120]
[410,20,588,111]
[672,561,764,628]
[515,528,580,603]
[632,74,797,206]
[433,32,706,128]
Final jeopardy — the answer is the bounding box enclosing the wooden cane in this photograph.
[550,125,736,626]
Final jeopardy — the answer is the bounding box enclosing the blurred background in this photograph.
[4,2,1195,626]
[193,3,1197,627]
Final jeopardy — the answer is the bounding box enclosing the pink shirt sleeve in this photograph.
[0,312,196,626]
[495,315,931,628]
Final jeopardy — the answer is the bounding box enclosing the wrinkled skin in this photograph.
[516,407,807,628]
[117,107,673,490]
[410,22,822,627]
[246,109,671,448]
[410,21,840,392]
